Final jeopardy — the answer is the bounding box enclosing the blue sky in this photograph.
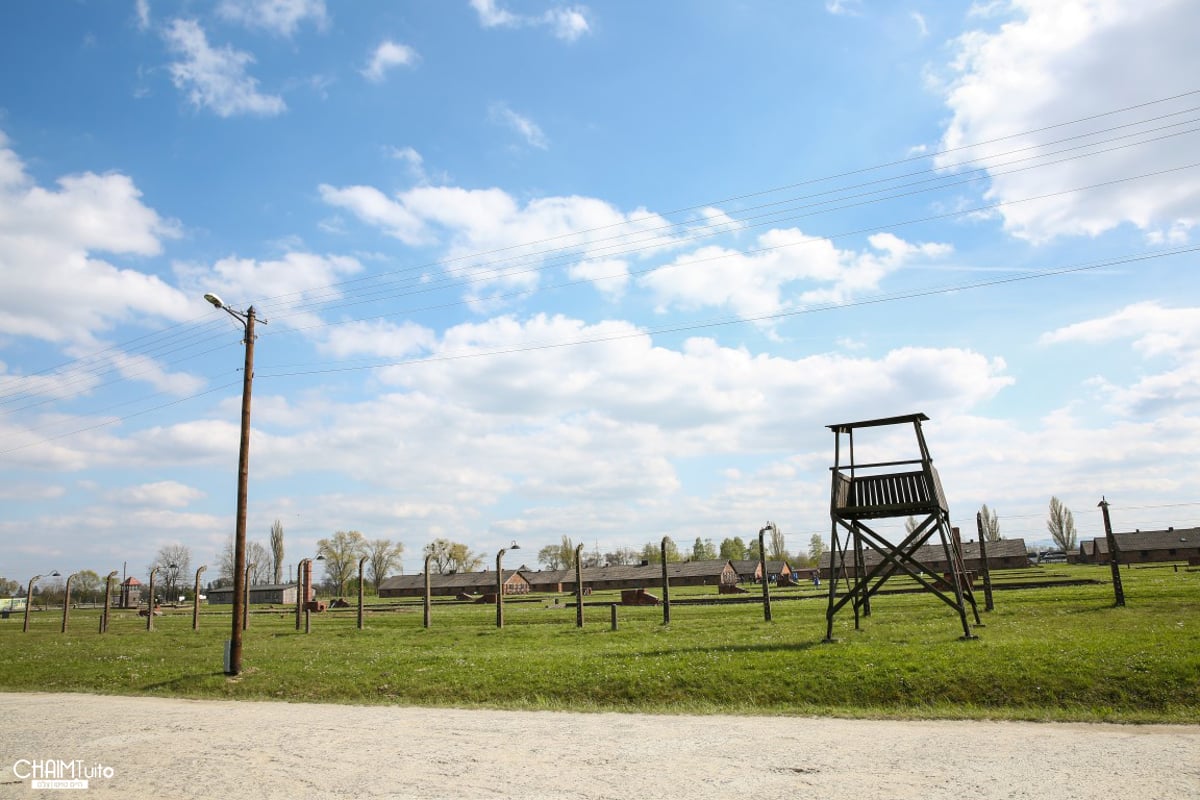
[2,0,1199,585]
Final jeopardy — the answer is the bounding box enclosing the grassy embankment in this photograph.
[1,564,1196,722]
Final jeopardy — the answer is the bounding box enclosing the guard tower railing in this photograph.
[831,458,948,520]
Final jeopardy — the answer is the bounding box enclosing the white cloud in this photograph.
[217,0,328,36]
[936,0,1200,242]
[174,251,364,330]
[825,0,863,16]
[362,40,419,83]
[316,319,436,360]
[911,11,929,36]
[320,183,678,301]
[135,0,151,31]
[1041,301,1200,416]
[108,480,205,508]
[490,103,549,149]
[639,228,951,321]
[470,0,592,42]
[470,0,519,28]
[163,18,286,117]
[387,146,428,183]
[544,6,591,42]
[0,132,190,345]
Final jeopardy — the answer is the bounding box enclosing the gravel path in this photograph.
[1,693,1197,799]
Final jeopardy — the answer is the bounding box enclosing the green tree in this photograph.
[72,570,102,604]
[692,537,718,560]
[979,504,1001,542]
[719,536,747,560]
[640,538,682,564]
[318,531,369,595]
[0,577,20,597]
[269,519,286,584]
[808,534,826,566]
[1047,496,1078,551]
[366,538,405,591]
[448,542,483,573]
[747,538,762,562]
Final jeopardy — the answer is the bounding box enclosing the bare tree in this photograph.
[318,531,368,595]
[269,519,285,584]
[979,504,1002,541]
[246,541,271,584]
[152,544,192,601]
[602,546,638,566]
[423,539,454,573]
[366,538,405,591]
[905,516,920,535]
[1047,496,1078,551]
[537,544,566,570]
[219,538,236,587]
[768,527,788,561]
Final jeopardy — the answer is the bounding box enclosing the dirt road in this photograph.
[1,693,1197,799]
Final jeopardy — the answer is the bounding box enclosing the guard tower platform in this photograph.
[824,413,977,640]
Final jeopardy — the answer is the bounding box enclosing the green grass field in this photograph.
[2,564,1197,722]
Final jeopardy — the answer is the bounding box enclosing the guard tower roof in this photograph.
[827,413,929,433]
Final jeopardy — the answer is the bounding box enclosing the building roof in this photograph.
[207,582,299,595]
[1090,528,1199,555]
[818,537,1028,568]
[378,570,529,593]
[730,559,791,574]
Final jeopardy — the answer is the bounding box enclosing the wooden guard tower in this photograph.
[824,413,978,640]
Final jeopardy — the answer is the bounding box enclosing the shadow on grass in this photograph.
[624,640,825,659]
[142,672,227,692]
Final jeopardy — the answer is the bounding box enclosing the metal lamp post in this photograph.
[61,572,79,633]
[100,570,118,633]
[24,572,59,633]
[496,542,520,628]
[193,565,207,630]
[204,292,265,676]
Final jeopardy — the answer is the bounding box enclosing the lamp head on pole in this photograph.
[203,293,224,309]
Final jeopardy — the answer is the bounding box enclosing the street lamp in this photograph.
[100,570,118,633]
[61,572,80,633]
[193,565,208,631]
[496,541,520,629]
[23,571,60,633]
[204,292,266,676]
[357,555,369,630]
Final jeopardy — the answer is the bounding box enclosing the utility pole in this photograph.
[205,294,263,676]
